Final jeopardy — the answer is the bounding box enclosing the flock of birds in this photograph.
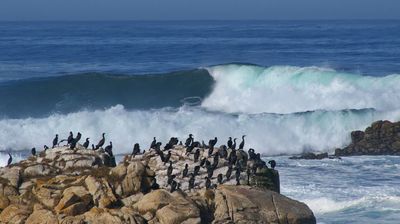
[5,132,276,194]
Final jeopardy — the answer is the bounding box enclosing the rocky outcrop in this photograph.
[0,143,315,223]
[335,120,400,156]
[289,152,341,160]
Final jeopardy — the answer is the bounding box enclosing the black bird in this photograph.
[43,145,49,151]
[170,180,178,193]
[268,160,276,169]
[228,150,237,165]
[212,153,219,168]
[232,138,237,150]
[167,174,176,186]
[7,153,12,166]
[186,141,200,154]
[209,137,218,148]
[226,165,233,181]
[95,133,105,149]
[205,177,211,189]
[74,132,82,144]
[151,178,160,190]
[208,147,214,157]
[167,161,173,176]
[235,168,241,185]
[217,173,223,184]
[185,134,194,147]
[219,145,228,159]
[164,143,173,151]
[163,151,172,165]
[158,150,165,162]
[67,132,73,145]
[104,141,113,156]
[199,158,207,167]
[194,149,200,162]
[201,140,208,149]
[150,137,157,149]
[52,134,58,148]
[248,148,256,160]
[132,143,140,155]
[91,144,95,150]
[227,137,233,149]
[193,165,200,176]
[188,173,195,191]
[207,167,214,179]
[239,135,246,150]
[31,147,36,156]
[155,142,162,152]
[182,164,189,178]
[83,138,90,149]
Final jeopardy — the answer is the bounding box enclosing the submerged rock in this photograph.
[0,142,315,223]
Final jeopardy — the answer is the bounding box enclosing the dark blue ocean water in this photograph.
[1,21,400,223]
[1,20,399,81]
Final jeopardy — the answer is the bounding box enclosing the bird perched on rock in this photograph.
[232,138,237,150]
[248,148,256,160]
[31,147,36,156]
[69,132,82,149]
[182,164,189,178]
[167,161,173,177]
[226,165,233,181]
[188,173,195,191]
[239,135,246,150]
[91,144,95,150]
[219,145,228,159]
[150,137,157,149]
[167,174,176,186]
[52,134,58,148]
[151,178,160,190]
[199,158,207,167]
[95,133,105,149]
[227,137,233,149]
[235,168,241,185]
[193,165,200,176]
[170,180,178,193]
[7,153,12,166]
[132,143,140,155]
[205,177,211,189]
[104,142,113,156]
[163,151,172,165]
[194,149,200,162]
[43,145,49,151]
[83,138,90,149]
[217,173,223,184]
[209,137,218,149]
[185,134,194,147]
[66,131,73,144]
[268,160,276,169]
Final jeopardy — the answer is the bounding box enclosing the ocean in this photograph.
[0,20,400,223]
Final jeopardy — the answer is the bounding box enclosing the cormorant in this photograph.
[43,145,49,151]
[213,152,219,168]
[163,151,171,165]
[201,141,207,149]
[52,134,58,148]
[205,177,211,189]
[83,138,90,149]
[170,180,178,193]
[7,153,12,166]
[207,167,214,179]
[217,173,223,184]
[167,174,176,186]
[209,137,218,149]
[182,164,189,178]
[248,148,256,160]
[226,165,232,181]
[193,165,200,176]
[194,149,200,162]
[228,150,237,165]
[151,178,160,190]
[185,134,193,147]
[232,138,237,150]
[104,142,113,156]
[167,161,173,176]
[199,158,207,167]
[95,133,105,149]
[67,132,73,145]
[132,143,140,155]
[91,144,95,150]
[31,148,36,156]
[239,135,246,150]
[219,145,228,159]
[235,168,241,185]
[150,137,157,149]
[208,147,213,157]
[188,173,195,191]
[74,132,82,143]
[227,137,233,149]
[268,160,276,169]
